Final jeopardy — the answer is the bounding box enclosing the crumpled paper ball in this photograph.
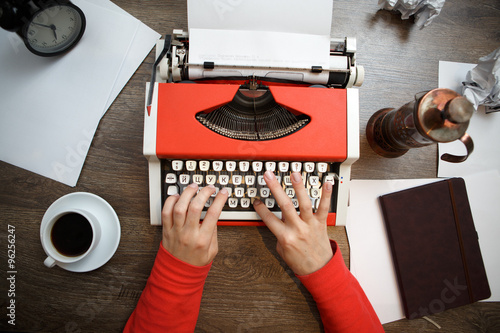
[462,47,500,111]
[378,0,446,28]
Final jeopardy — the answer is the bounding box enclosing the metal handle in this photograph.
[440,133,474,163]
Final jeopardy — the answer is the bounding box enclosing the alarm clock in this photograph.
[0,0,86,57]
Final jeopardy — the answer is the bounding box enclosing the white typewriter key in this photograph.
[205,198,214,208]
[206,174,217,185]
[291,199,299,209]
[211,187,219,197]
[247,188,257,197]
[219,174,230,186]
[285,187,295,198]
[245,175,255,186]
[304,162,315,173]
[232,175,243,185]
[278,161,289,172]
[172,160,183,171]
[228,198,238,208]
[165,173,177,184]
[309,176,320,186]
[234,187,245,198]
[199,160,210,172]
[167,185,179,196]
[193,174,204,185]
[179,174,190,184]
[324,173,336,185]
[291,162,302,172]
[310,198,317,211]
[257,175,266,186]
[241,198,251,208]
[213,161,223,171]
[239,161,250,172]
[252,161,263,172]
[284,176,292,186]
[310,188,321,198]
[317,162,328,173]
[226,161,236,172]
[223,187,232,197]
[260,188,270,198]
[186,160,197,171]
[265,161,276,172]
[265,198,275,208]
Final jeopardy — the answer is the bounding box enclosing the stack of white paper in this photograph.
[0,0,160,186]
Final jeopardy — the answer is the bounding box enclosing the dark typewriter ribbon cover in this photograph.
[379,178,491,319]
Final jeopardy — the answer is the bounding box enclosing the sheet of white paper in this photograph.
[438,61,500,177]
[0,0,159,186]
[347,179,438,324]
[347,175,500,324]
[463,170,500,302]
[187,0,332,68]
[82,0,161,113]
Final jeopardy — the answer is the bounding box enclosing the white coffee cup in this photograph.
[41,208,101,268]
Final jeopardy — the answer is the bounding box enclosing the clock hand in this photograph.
[50,24,57,40]
[31,22,58,39]
[31,22,52,28]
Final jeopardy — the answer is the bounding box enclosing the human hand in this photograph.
[253,171,333,275]
[161,183,229,266]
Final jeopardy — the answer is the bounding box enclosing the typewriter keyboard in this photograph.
[161,159,339,221]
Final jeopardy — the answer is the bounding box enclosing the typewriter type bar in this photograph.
[144,32,361,226]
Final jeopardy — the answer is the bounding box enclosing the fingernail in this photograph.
[291,172,301,183]
[207,184,215,189]
[253,199,262,206]
[188,183,198,189]
[264,170,275,181]
[324,181,333,191]
[220,188,228,195]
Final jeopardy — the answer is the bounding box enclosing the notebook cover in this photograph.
[379,178,490,319]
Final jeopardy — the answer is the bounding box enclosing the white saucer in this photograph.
[40,192,121,272]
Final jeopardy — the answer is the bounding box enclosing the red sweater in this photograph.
[124,241,383,332]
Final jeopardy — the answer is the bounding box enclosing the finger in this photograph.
[253,198,285,237]
[200,187,229,234]
[263,171,299,223]
[161,194,180,230]
[291,172,313,221]
[185,185,216,228]
[172,183,199,228]
[315,181,333,222]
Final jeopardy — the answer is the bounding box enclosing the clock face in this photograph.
[24,4,85,56]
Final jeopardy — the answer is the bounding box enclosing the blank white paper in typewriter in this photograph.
[187,0,333,69]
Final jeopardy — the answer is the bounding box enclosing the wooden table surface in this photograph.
[1,0,499,332]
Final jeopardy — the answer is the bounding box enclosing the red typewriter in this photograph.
[144,30,364,226]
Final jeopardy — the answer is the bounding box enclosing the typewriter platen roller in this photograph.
[156,29,364,88]
[144,31,363,227]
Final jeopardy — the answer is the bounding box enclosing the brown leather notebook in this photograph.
[379,178,490,319]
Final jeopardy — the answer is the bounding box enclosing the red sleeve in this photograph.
[297,240,384,333]
[123,244,211,333]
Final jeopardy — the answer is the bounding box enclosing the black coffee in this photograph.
[51,213,93,257]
